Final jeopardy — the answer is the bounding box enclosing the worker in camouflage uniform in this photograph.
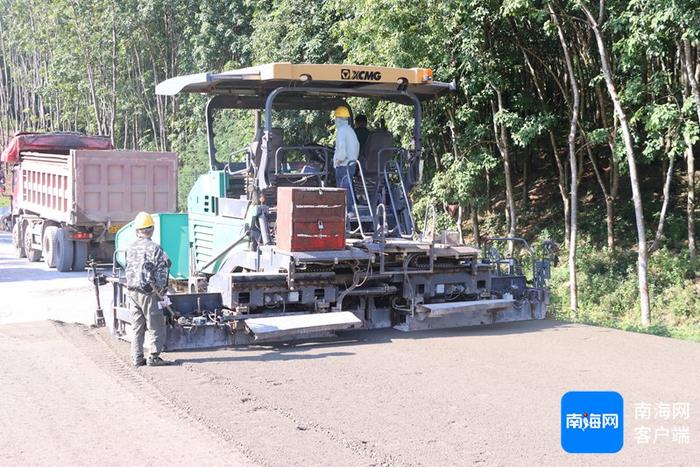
[125,212,171,367]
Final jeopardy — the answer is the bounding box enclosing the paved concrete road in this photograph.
[0,232,103,326]
[1,232,699,466]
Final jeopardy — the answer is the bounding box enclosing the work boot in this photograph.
[133,357,146,367]
[146,355,171,367]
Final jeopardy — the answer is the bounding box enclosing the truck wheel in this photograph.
[24,228,42,262]
[43,226,59,268]
[12,222,26,258]
[55,228,75,272]
[72,241,88,271]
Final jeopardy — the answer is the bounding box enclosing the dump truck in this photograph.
[97,63,556,348]
[1,132,178,271]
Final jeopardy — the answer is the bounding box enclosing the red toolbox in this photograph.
[276,187,346,251]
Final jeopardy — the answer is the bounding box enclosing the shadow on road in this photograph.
[173,350,356,364]
[174,319,576,365]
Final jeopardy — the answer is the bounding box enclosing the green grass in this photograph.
[436,163,700,343]
[547,242,700,342]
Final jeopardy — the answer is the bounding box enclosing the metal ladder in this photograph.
[343,161,375,239]
[382,160,416,239]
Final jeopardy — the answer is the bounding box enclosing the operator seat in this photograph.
[362,130,395,179]
[258,127,284,175]
[248,126,263,172]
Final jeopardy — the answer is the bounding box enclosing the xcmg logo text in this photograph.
[340,69,382,81]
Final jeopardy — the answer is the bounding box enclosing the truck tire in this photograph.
[72,241,88,271]
[24,228,42,262]
[55,228,74,272]
[12,222,26,258]
[43,226,59,268]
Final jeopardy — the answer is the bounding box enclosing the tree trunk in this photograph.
[650,155,675,252]
[522,49,570,246]
[550,3,579,312]
[85,62,102,135]
[603,197,614,247]
[549,132,570,247]
[684,133,696,259]
[593,81,620,249]
[110,9,117,145]
[583,133,617,249]
[470,203,480,245]
[682,39,698,258]
[522,151,529,208]
[133,46,159,150]
[606,153,620,244]
[582,3,651,326]
[429,141,442,171]
[491,92,517,251]
[457,204,464,242]
[683,39,700,127]
[485,168,492,212]
[123,115,129,150]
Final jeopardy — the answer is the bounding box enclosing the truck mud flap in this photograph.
[244,311,362,341]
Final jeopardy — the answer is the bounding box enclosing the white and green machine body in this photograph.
[185,170,254,278]
[114,212,189,280]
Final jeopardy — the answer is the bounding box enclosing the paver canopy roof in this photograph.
[156,62,454,103]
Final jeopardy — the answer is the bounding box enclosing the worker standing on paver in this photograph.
[333,106,360,211]
[125,212,171,367]
[353,114,370,156]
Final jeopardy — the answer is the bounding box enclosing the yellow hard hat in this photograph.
[134,211,154,230]
[334,106,351,118]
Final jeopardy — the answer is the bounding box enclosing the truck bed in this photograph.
[18,149,178,226]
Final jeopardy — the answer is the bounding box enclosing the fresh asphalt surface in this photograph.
[1,231,699,466]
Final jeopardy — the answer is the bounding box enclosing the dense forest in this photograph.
[1,0,699,338]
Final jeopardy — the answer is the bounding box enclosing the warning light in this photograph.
[71,232,93,240]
